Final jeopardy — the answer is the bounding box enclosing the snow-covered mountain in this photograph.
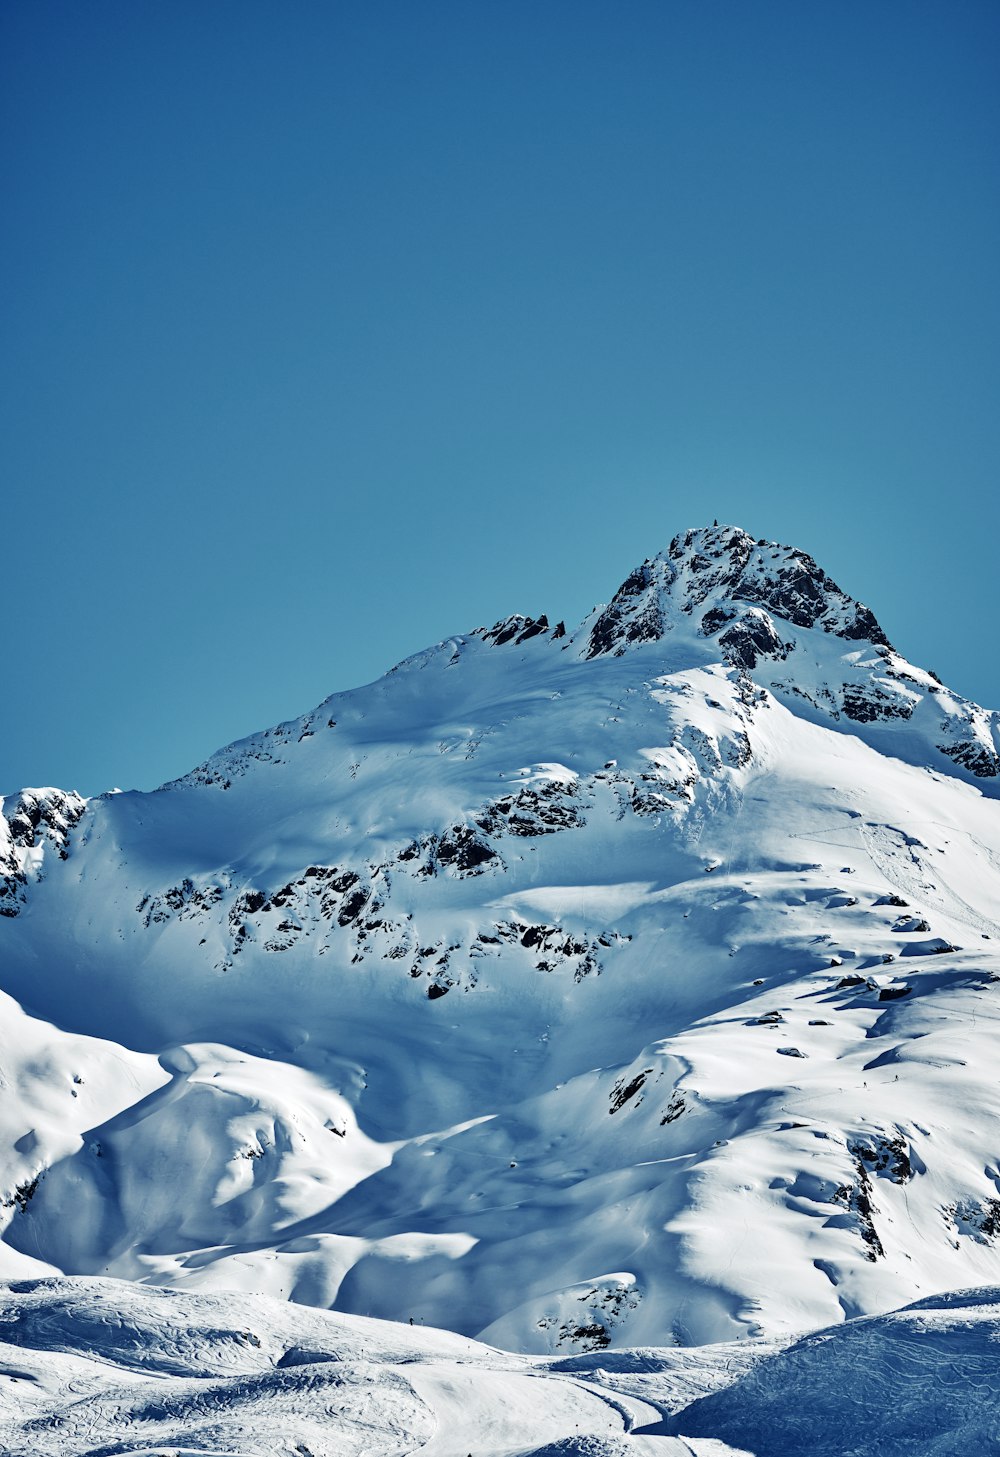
[2,523,1000,1372]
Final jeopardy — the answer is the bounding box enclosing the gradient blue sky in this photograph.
[4,0,999,796]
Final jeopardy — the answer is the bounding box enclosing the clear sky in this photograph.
[3,0,998,797]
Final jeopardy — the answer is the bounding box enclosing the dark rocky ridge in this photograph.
[0,788,85,917]
[585,525,892,660]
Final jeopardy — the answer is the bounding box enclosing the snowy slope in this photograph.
[1,1275,997,1456]
[2,524,999,1359]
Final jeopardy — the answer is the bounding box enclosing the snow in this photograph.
[0,1276,996,1455]
[0,1276,661,1456]
[1,524,999,1446]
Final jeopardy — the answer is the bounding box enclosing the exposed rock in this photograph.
[478,780,584,838]
[0,788,86,916]
[717,611,790,671]
[482,613,552,648]
[892,916,930,934]
[939,739,1000,778]
[850,1132,913,1185]
[842,684,915,724]
[583,525,892,662]
[947,1198,1000,1244]
[585,563,667,658]
[137,879,225,929]
[609,1069,651,1114]
[832,1154,885,1260]
[434,825,501,876]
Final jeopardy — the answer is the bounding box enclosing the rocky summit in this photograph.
[2,525,999,1453]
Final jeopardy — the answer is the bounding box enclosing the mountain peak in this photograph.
[2,516,1000,1394]
[583,524,891,661]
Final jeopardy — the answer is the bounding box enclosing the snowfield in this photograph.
[1,1277,998,1455]
[2,524,1000,1451]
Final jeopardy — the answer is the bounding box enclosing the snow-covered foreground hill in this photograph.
[1,1276,998,1456]
[2,524,1000,1383]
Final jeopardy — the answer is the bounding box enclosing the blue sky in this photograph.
[3,0,998,796]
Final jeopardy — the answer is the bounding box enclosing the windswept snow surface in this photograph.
[0,1277,997,1455]
[2,525,1000,1376]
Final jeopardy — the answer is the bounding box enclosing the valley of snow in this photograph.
[2,525,1000,1451]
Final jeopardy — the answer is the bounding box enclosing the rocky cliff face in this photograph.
[582,525,890,661]
[0,787,85,916]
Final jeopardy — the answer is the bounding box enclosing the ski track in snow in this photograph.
[1,1277,997,1455]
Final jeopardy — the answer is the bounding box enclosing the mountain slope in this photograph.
[2,1277,999,1456]
[2,524,999,1353]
